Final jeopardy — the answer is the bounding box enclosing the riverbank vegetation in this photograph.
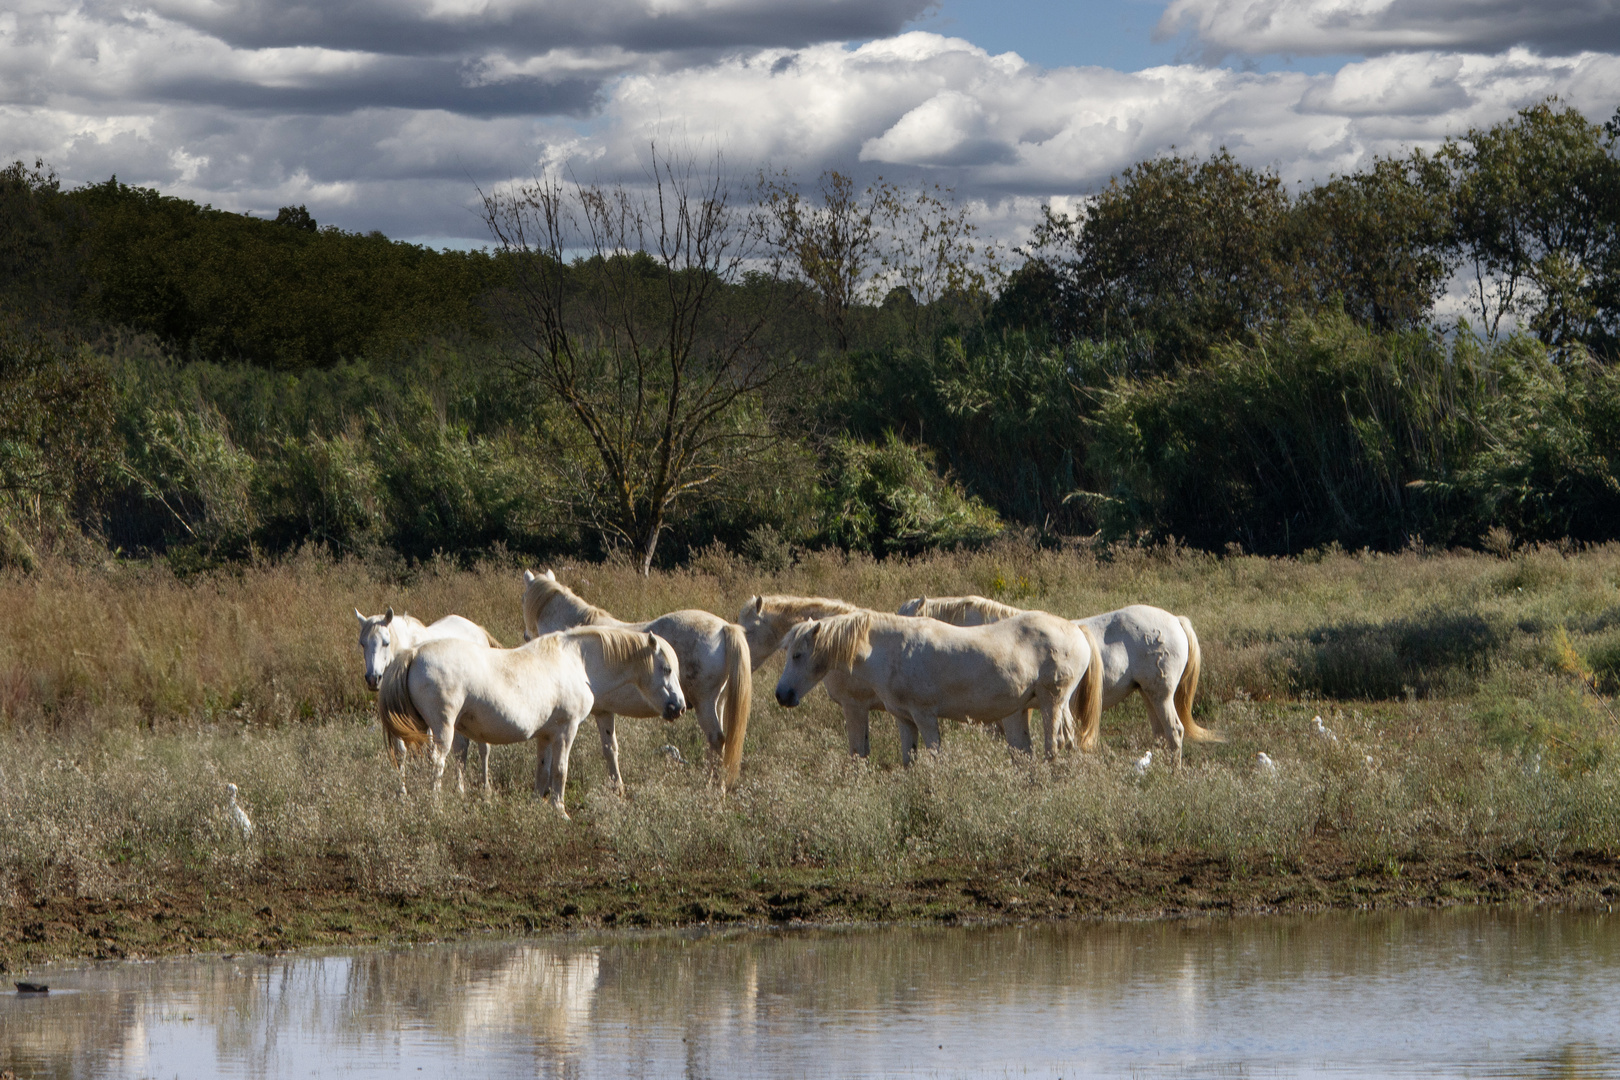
[2,544,1618,963]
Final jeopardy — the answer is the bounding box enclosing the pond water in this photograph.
[3,908,1618,1078]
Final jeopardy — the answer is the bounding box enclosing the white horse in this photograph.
[378,626,685,816]
[897,595,1219,764]
[737,595,883,754]
[356,607,501,792]
[775,609,1102,762]
[521,570,752,787]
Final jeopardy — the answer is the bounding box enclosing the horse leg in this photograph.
[429,725,457,798]
[595,712,625,795]
[477,740,492,795]
[389,734,409,796]
[1038,688,1072,760]
[1144,687,1185,767]
[896,717,920,766]
[544,721,580,819]
[535,732,555,798]
[695,691,725,760]
[840,700,872,758]
[999,711,1034,755]
[913,713,943,757]
[452,732,470,797]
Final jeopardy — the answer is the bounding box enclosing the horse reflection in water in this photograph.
[334,944,602,1057]
[457,948,602,1045]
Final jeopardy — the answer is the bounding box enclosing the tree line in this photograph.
[2,98,1618,572]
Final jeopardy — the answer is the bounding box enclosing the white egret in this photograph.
[1312,715,1338,743]
[1256,751,1278,775]
[225,783,253,839]
[661,745,687,766]
[1132,750,1154,775]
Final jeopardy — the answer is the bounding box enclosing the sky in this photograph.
[4,0,1619,249]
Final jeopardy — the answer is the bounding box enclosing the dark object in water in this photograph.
[15,981,48,994]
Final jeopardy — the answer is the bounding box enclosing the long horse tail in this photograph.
[377,647,431,764]
[719,624,753,789]
[1175,615,1221,742]
[1074,624,1105,752]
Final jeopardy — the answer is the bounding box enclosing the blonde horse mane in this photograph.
[573,625,657,672]
[908,595,1027,625]
[808,610,899,672]
[749,594,862,639]
[523,572,615,629]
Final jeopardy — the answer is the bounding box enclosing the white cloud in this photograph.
[568,33,1620,194]
[5,7,1620,247]
[1158,0,1620,60]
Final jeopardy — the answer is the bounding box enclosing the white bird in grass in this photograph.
[225,783,253,839]
[1312,715,1338,743]
[1256,751,1278,775]
[661,745,687,766]
[1132,750,1154,776]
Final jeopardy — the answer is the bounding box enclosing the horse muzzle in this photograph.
[775,687,799,708]
[662,700,685,721]
[365,675,381,692]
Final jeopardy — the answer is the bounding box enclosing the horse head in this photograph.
[356,609,394,691]
[774,620,825,708]
[643,632,686,720]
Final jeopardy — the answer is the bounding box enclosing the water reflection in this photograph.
[3,908,1618,1078]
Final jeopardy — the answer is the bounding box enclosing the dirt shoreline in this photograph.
[5,843,1617,969]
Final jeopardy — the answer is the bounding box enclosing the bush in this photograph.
[816,433,1003,556]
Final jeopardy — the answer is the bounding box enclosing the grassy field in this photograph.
[3,541,1620,966]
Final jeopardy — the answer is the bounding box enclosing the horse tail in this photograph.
[482,627,504,648]
[377,647,431,763]
[1074,624,1105,752]
[1176,616,1221,742]
[719,624,752,789]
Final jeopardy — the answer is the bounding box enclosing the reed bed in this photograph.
[1,541,1618,918]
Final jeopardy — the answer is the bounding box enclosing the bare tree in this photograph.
[762,171,1001,348]
[483,146,791,574]
[761,170,886,350]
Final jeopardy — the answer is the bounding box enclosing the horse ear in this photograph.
[753,595,763,614]
[354,608,365,623]
[544,569,556,581]
[523,569,536,583]
[383,606,394,625]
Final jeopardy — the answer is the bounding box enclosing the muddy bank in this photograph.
[6,843,1618,969]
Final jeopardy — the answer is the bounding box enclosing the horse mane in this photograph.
[524,573,616,628]
[809,610,884,671]
[919,595,1026,625]
[757,595,861,621]
[574,626,656,671]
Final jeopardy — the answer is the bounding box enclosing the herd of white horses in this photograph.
[356,570,1219,816]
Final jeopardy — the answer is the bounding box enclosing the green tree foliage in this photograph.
[1286,153,1456,331]
[0,160,83,323]
[1032,150,1296,366]
[1443,100,1620,350]
[0,319,116,565]
[59,179,501,369]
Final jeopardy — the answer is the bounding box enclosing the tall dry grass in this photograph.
[1,540,1618,905]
